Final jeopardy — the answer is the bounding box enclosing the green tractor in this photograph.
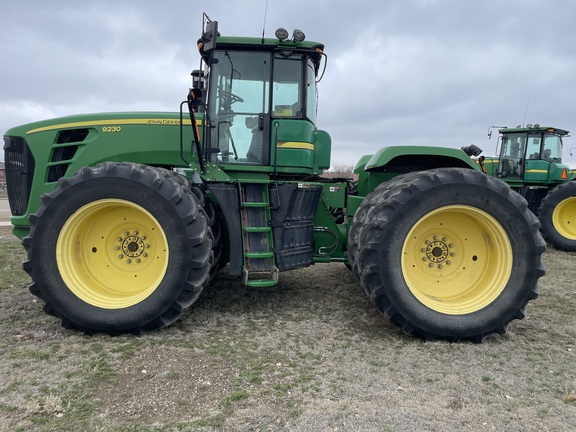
[469,125,576,251]
[3,16,544,342]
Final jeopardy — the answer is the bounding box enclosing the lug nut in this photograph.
[126,258,132,264]
[141,235,147,240]
[450,252,455,257]
[433,236,438,241]
[449,243,454,248]
[118,254,124,259]
[124,231,129,236]
[115,246,120,250]
[143,253,148,257]
[133,231,139,235]
[117,237,123,242]
[446,260,451,265]
[135,258,141,263]
[429,263,434,267]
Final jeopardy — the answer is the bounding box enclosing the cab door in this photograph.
[498,133,526,179]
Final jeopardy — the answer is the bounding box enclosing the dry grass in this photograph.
[0,229,575,431]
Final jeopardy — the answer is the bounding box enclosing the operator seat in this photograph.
[245,116,262,164]
[499,159,514,176]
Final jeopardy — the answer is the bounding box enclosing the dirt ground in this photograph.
[1,226,575,431]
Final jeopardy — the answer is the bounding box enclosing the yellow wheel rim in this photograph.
[552,197,576,240]
[56,199,169,309]
[402,205,512,315]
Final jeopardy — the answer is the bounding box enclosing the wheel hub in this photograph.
[421,236,454,268]
[117,231,150,263]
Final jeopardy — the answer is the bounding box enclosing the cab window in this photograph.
[273,55,303,118]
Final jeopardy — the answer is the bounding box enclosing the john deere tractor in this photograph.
[469,125,576,251]
[3,16,544,342]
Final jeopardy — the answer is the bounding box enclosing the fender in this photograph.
[365,146,479,171]
[355,146,479,196]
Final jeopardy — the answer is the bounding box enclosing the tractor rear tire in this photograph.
[348,173,422,284]
[22,162,212,334]
[538,181,576,251]
[357,168,545,342]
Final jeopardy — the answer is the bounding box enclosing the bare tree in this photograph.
[322,163,355,179]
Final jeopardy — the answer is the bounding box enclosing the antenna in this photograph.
[522,99,530,127]
[261,0,269,43]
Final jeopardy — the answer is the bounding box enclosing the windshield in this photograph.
[207,51,270,164]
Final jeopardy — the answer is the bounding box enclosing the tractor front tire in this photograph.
[538,181,576,251]
[157,168,224,277]
[357,168,545,342]
[23,162,212,334]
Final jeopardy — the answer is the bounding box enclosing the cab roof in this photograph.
[499,125,570,136]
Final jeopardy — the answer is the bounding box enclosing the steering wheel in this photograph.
[224,92,244,105]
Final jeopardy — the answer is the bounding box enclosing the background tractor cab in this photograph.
[190,16,331,177]
[487,124,570,185]
[466,124,576,252]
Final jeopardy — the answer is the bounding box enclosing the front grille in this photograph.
[3,136,34,216]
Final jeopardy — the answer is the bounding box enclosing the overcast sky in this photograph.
[2,0,576,167]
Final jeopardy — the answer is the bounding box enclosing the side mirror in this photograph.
[188,88,204,109]
[202,20,219,52]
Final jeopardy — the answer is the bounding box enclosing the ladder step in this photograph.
[246,279,277,288]
[242,202,269,207]
[243,267,279,287]
[245,251,274,259]
[243,226,271,233]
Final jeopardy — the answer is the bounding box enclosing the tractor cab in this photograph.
[495,125,570,184]
[190,16,331,177]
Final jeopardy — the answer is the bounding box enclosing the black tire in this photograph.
[157,168,224,277]
[357,168,545,342]
[348,173,419,283]
[538,181,576,251]
[188,184,229,273]
[22,162,212,333]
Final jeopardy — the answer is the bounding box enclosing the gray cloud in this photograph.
[2,0,575,166]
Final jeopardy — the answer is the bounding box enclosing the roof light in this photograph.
[292,29,306,42]
[275,27,289,41]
